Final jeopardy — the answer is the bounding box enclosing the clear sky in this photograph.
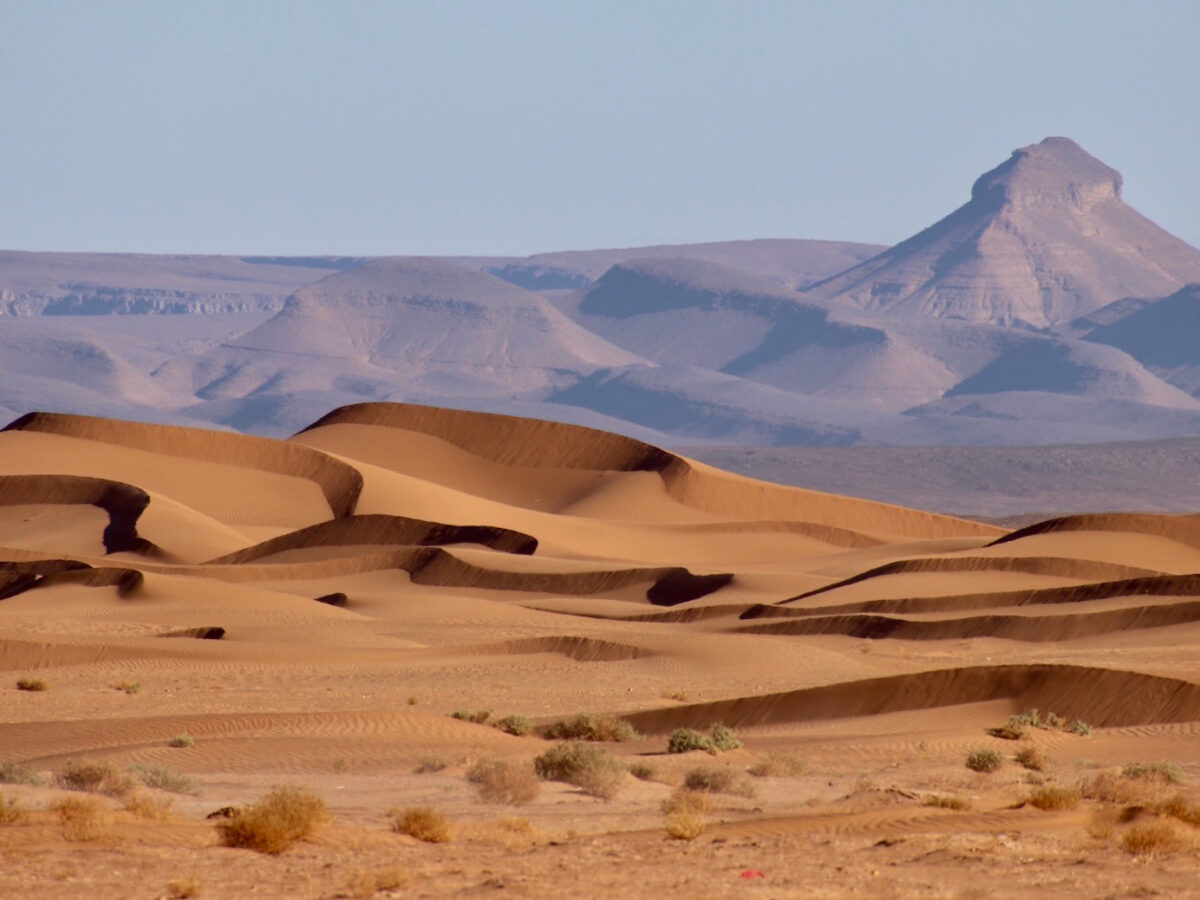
[2,0,1197,256]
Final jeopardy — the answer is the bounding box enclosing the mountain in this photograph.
[1084,284,1200,394]
[808,137,1200,329]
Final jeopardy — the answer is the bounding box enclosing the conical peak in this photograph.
[970,136,1123,212]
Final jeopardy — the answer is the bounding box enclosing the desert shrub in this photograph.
[54,795,114,842]
[168,733,195,748]
[966,747,1002,773]
[748,751,808,778]
[667,728,711,754]
[533,742,625,799]
[1067,719,1092,736]
[131,764,199,796]
[662,788,712,841]
[56,759,135,797]
[1025,787,1080,811]
[1160,794,1200,827]
[216,786,327,854]
[124,791,174,821]
[414,755,449,774]
[0,793,28,824]
[466,759,540,805]
[1078,771,1158,805]
[683,765,755,798]
[628,762,657,781]
[450,710,491,724]
[389,806,453,843]
[495,714,533,737]
[1123,762,1183,785]
[923,794,970,811]
[990,720,1027,741]
[344,866,407,898]
[1122,820,1186,857]
[0,761,43,786]
[15,677,46,692]
[708,723,742,752]
[1087,808,1121,840]
[114,681,142,695]
[1014,746,1050,772]
[543,713,640,743]
[165,876,202,899]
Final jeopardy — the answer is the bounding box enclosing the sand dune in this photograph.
[2,401,1199,896]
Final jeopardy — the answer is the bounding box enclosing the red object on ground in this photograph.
[740,869,765,879]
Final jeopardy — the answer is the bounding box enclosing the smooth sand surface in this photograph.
[1,402,1198,897]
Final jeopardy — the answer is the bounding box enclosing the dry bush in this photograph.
[1161,794,1200,827]
[533,742,626,798]
[494,714,533,736]
[124,791,174,821]
[1123,762,1183,785]
[466,759,540,805]
[662,789,712,840]
[748,751,808,778]
[450,710,491,724]
[1068,719,1092,736]
[1079,771,1166,806]
[216,786,328,854]
[0,793,28,824]
[1087,808,1121,841]
[543,713,641,743]
[629,762,657,781]
[571,762,626,800]
[54,795,114,842]
[682,765,755,798]
[1025,787,1080,811]
[166,876,202,899]
[168,733,196,748]
[56,759,135,797]
[709,723,742,752]
[414,755,449,774]
[16,677,47,692]
[965,747,1002,773]
[114,681,142,695]
[131,764,199,796]
[1122,820,1187,857]
[0,762,43,786]
[923,794,971,811]
[389,806,453,843]
[1014,746,1049,772]
[661,787,714,816]
[989,722,1027,741]
[344,866,407,897]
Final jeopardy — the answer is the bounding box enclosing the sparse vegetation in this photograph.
[629,762,657,781]
[450,710,491,724]
[216,785,328,854]
[533,742,626,799]
[495,714,533,736]
[54,795,114,842]
[1078,771,1156,805]
[0,793,28,824]
[1161,794,1200,827]
[389,806,453,843]
[1014,746,1050,772]
[0,761,43,786]
[990,721,1027,741]
[344,866,407,898]
[168,733,196,748]
[1122,820,1186,857]
[124,791,174,821]
[166,876,202,899]
[332,758,349,773]
[56,759,135,797]
[1067,719,1092,736]
[667,728,711,754]
[683,765,755,798]
[966,747,1003,773]
[466,758,540,805]
[131,764,199,796]
[662,788,712,840]
[114,681,142,695]
[1024,786,1080,811]
[15,677,47,692]
[923,794,971,811]
[414,755,449,774]
[543,713,641,743]
[748,751,808,777]
[708,723,742,752]
[1123,761,1183,785]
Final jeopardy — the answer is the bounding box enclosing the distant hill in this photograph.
[1084,284,1200,395]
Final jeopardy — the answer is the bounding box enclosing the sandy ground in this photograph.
[1,403,1198,898]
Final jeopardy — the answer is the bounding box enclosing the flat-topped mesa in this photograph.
[971,137,1123,213]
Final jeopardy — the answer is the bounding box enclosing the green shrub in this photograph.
[667,728,711,754]
[533,742,625,799]
[1067,719,1092,736]
[543,713,640,743]
[708,723,741,752]
[966,747,1002,773]
[494,715,533,736]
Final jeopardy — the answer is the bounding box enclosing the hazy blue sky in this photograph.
[2,0,1197,256]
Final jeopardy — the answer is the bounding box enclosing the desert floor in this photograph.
[1,402,1198,898]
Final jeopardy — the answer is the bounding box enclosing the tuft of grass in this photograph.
[1123,762,1183,785]
[708,723,742,752]
[1024,786,1080,811]
[114,681,142,695]
[989,721,1027,741]
[131,764,199,796]
[966,747,1003,773]
[628,762,657,781]
[56,759,135,797]
[533,742,626,800]
[923,794,971,811]
[166,876,202,899]
[466,759,540,805]
[216,786,327,854]
[389,806,453,843]
[1014,746,1050,772]
[748,751,808,778]
[495,714,533,737]
[54,795,114,842]
[414,755,449,774]
[1160,794,1200,827]
[543,713,641,743]
[662,788,712,841]
[682,765,755,798]
[15,677,47,692]
[124,791,174,821]
[450,710,491,724]
[1067,719,1092,736]
[0,793,28,824]
[1122,820,1186,857]
[344,866,407,898]
[0,761,43,786]
[168,733,195,749]
[667,728,711,754]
